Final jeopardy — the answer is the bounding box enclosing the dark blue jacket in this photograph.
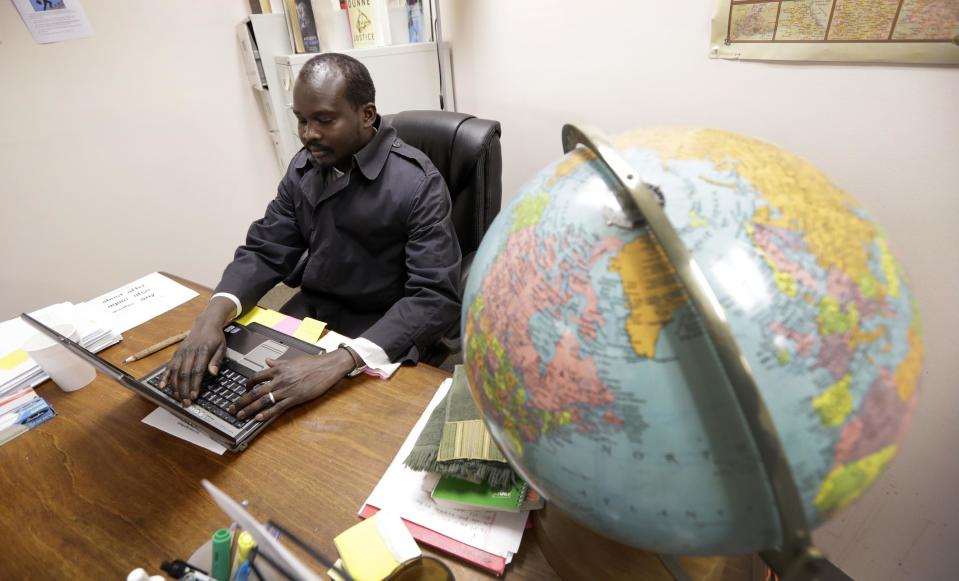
[214,119,461,362]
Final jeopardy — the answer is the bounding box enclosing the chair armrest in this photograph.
[459,251,476,299]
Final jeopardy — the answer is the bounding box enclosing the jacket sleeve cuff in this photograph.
[210,292,242,320]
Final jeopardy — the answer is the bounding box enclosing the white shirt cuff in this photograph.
[211,292,242,319]
[314,332,400,380]
[348,337,401,379]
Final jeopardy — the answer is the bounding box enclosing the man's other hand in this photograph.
[159,297,235,407]
[228,348,355,422]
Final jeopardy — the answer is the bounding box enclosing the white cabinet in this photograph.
[273,42,454,164]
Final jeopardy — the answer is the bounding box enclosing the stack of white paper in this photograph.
[362,380,529,564]
[1,273,198,398]
[0,302,122,397]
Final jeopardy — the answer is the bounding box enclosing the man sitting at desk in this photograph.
[160,53,461,422]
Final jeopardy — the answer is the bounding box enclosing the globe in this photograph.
[461,127,923,555]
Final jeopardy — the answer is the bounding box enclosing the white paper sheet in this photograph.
[82,272,199,334]
[12,0,93,44]
[142,407,226,455]
[363,379,528,559]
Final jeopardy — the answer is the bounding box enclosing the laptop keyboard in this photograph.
[148,368,252,428]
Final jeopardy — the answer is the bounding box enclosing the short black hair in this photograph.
[298,53,375,109]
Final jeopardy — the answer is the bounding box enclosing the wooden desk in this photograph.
[0,276,558,579]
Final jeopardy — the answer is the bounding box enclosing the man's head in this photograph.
[293,53,377,171]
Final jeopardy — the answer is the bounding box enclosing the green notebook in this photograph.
[431,475,528,512]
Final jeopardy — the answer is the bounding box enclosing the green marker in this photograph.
[211,527,232,581]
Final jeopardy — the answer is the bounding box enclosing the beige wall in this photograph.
[0,0,281,314]
[1,0,957,576]
[441,1,958,579]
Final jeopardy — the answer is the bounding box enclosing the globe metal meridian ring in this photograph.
[560,123,827,580]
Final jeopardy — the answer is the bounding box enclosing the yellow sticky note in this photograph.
[253,309,285,327]
[235,306,266,327]
[0,349,30,371]
[235,306,285,328]
[293,317,326,344]
[333,515,401,581]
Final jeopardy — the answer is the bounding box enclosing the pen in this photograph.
[122,331,189,364]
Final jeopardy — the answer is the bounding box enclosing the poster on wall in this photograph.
[12,0,94,44]
[710,0,959,64]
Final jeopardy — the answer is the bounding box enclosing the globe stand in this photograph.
[558,124,851,581]
[533,502,761,581]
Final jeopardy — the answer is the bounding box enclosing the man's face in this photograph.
[292,72,375,170]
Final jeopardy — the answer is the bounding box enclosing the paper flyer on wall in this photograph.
[710,0,959,64]
[12,0,94,45]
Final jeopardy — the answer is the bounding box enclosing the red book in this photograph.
[359,503,508,576]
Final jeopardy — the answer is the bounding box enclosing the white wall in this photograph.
[0,0,282,315]
[440,1,958,579]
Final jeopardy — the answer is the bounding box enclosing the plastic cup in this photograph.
[22,323,96,392]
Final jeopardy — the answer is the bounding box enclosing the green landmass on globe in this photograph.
[462,127,923,554]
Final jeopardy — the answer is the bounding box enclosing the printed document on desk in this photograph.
[361,379,528,563]
[82,272,199,334]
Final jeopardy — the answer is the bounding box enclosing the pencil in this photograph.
[122,331,189,364]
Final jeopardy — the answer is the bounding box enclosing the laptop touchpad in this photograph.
[239,340,289,371]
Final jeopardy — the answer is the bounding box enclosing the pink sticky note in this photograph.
[273,316,301,336]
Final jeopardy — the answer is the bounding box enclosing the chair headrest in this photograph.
[384,111,502,195]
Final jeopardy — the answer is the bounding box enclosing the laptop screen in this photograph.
[20,312,137,385]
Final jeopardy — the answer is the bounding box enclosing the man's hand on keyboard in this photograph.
[160,305,232,406]
[228,349,355,422]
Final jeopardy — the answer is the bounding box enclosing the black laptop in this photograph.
[20,313,323,452]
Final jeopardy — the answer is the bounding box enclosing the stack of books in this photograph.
[347,0,432,48]
[360,378,536,575]
[0,302,121,397]
[246,0,433,53]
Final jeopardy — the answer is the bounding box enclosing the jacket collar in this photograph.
[353,116,395,181]
[295,116,394,208]
[293,115,394,182]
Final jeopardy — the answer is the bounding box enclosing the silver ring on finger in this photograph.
[268,391,276,405]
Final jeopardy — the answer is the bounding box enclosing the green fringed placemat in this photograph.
[403,366,516,492]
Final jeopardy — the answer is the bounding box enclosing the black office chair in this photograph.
[281,111,503,366]
[385,110,503,366]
